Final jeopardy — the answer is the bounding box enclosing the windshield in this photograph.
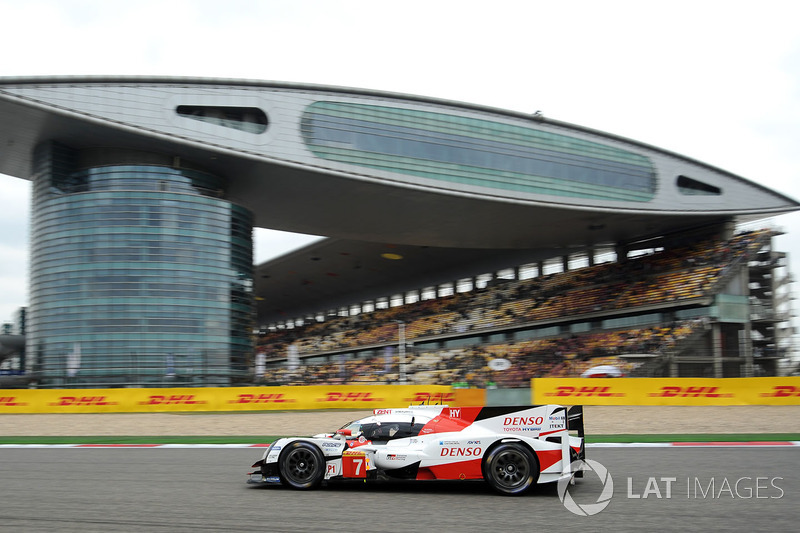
[339,420,425,442]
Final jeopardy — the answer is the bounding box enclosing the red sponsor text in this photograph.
[0,396,27,407]
[404,392,456,404]
[503,416,544,426]
[545,386,623,397]
[138,395,206,405]
[321,392,384,402]
[228,393,295,404]
[648,386,732,398]
[760,386,800,398]
[49,396,117,406]
[440,447,482,457]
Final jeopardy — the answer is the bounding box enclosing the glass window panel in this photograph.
[301,102,656,202]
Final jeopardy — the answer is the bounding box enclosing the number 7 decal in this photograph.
[342,451,368,478]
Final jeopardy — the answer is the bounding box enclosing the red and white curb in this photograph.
[0,442,798,449]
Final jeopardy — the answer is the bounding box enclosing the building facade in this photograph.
[28,143,253,386]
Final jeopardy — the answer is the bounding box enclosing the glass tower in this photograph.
[28,142,254,387]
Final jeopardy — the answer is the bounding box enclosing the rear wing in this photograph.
[567,405,584,438]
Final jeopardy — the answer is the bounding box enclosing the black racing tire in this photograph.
[570,446,584,478]
[278,441,326,490]
[482,442,538,495]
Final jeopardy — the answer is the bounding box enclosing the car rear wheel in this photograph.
[278,441,326,490]
[482,442,538,495]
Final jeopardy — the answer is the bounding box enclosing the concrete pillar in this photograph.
[712,322,723,378]
[740,326,754,377]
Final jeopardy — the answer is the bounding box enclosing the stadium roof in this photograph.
[1,76,798,322]
[254,237,575,321]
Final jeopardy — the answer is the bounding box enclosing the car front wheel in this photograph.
[482,442,538,495]
[278,441,326,490]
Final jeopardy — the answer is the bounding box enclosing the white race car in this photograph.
[248,404,585,495]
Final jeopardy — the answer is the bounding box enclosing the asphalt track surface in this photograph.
[0,447,797,532]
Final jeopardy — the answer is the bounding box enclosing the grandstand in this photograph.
[256,227,794,385]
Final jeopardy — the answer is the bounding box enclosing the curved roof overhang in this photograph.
[1,76,797,251]
[0,76,797,321]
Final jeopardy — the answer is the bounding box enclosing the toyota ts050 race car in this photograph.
[247,404,585,495]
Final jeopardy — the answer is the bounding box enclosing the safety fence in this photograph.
[0,385,485,414]
[2,378,799,413]
[531,377,800,406]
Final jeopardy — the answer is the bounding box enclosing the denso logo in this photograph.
[648,386,731,398]
[760,386,800,398]
[504,416,544,426]
[545,386,623,397]
[50,396,117,406]
[138,395,206,405]
[228,393,294,404]
[441,447,482,457]
[374,409,392,415]
[0,396,27,407]
[321,392,384,402]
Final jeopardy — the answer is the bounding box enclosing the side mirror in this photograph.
[336,428,363,440]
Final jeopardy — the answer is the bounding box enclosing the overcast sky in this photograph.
[1,0,799,330]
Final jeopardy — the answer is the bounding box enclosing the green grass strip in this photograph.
[0,433,798,445]
[0,436,279,445]
[586,433,800,443]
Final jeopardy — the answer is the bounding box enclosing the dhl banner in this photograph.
[532,377,800,406]
[0,385,475,414]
